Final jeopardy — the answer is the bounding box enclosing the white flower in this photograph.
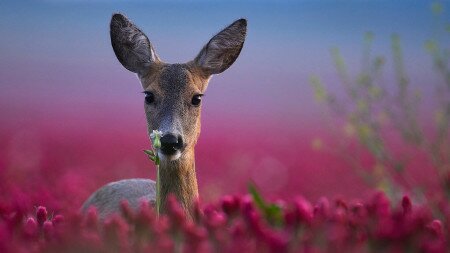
[150,130,163,149]
[150,130,163,139]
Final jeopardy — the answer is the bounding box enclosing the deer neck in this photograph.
[159,148,198,219]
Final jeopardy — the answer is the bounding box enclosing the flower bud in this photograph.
[120,200,135,223]
[241,195,254,217]
[335,198,348,211]
[153,138,161,149]
[205,209,226,230]
[401,195,412,215]
[43,220,54,240]
[23,217,38,238]
[262,231,289,253]
[135,200,155,232]
[150,130,163,149]
[284,208,297,228]
[314,197,330,220]
[84,207,98,231]
[103,215,129,246]
[221,195,240,216]
[7,210,24,230]
[349,202,367,226]
[333,207,347,224]
[183,223,207,252]
[241,199,263,237]
[231,221,245,239]
[52,214,64,225]
[295,197,313,225]
[368,192,390,218]
[36,206,48,226]
[156,235,174,252]
[427,220,443,238]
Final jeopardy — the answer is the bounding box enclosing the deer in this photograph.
[81,13,247,220]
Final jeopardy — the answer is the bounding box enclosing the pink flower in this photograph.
[349,202,367,226]
[183,223,207,253]
[103,214,130,251]
[6,209,24,231]
[0,223,10,253]
[314,197,330,220]
[23,217,38,239]
[285,196,313,227]
[335,198,348,211]
[36,206,48,226]
[120,200,135,223]
[52,214,64,225]
[221,195,240,216]
[204,208,226,230]
[368,192,391,218]
[240,196,264,237]
[296,197,313,225]
[166,194,186,228]
[261,230,289,253]
[155,235,174,252]
[43,220,54,240]
[427,220,443,238]
[333,206,347,224]
[136,200,155,227]
[84,207,98,231]
[401,195,412,215]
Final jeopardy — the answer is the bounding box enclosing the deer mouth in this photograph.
[158,149,182,161]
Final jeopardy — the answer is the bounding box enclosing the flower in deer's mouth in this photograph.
[150,130,163,139]
[150,130,163,149]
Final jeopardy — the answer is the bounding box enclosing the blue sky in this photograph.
[0,0,446,127]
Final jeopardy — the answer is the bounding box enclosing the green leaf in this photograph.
[265,204,283,226]
[143,149,155,156]
[248,183,283,227]
[248,183,267,210]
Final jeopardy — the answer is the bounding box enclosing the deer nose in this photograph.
[160,133,183,155]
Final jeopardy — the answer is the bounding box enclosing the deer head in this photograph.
[110,13,247,161]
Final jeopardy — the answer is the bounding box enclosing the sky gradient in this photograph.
[0,1,442,125]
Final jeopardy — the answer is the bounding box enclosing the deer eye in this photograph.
[143,91,155,104]
[191,94,203,107]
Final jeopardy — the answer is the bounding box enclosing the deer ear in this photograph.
[194,19,247,76]
[110,13,160,75]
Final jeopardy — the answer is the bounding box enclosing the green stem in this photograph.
[156,165,161,217]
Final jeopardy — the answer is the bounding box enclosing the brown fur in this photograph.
[81,14,246,219]
[159,149,198,219]
[141,65,205,218]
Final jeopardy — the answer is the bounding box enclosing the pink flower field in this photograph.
[1,189,448,252]
[0,120,448,252]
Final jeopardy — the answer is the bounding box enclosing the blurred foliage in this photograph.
[310,2,450,205]
[249,183,284,227]
[2,192,447,253]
